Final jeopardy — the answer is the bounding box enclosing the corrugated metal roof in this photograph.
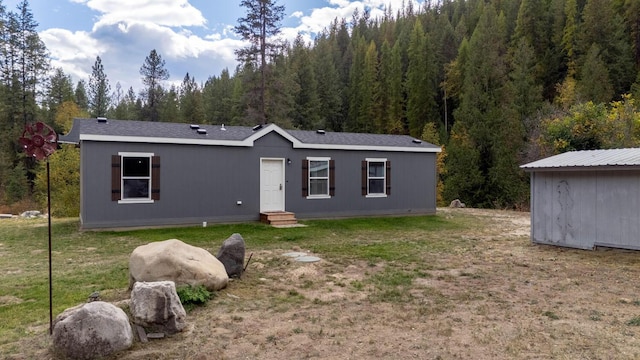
[520,148,640,170]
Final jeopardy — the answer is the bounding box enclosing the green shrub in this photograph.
[176,284,213,310]
[626,316,640,326]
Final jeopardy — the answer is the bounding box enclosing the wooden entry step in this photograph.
[260,211,297,226]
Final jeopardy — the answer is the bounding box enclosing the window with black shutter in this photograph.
[112,153,159,202]
[303,157,334,198]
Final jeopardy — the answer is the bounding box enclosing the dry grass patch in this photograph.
[3,209,640,359]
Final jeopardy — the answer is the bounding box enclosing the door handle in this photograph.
[279,183,282,190]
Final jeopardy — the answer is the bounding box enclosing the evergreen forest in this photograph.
[2,0,640,215]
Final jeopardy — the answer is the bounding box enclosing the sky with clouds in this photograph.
[4,0,423,93]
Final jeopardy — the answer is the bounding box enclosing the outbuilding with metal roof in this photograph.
[521,148,640,250]
[61,118,441,229]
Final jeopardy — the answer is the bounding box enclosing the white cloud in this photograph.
[39,0,425,94]
[40,28,103,81]
[285,0,423,39]
[39,0,236,91]
[82,0,207,28]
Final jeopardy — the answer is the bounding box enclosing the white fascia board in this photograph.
[292,143,441,153]
[79,134,254,147]
[245,123,302,144]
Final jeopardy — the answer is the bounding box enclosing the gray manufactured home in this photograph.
[521,148,640,250]
[60,118,441,229]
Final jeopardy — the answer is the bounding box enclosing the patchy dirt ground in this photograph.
[9,208,640,359]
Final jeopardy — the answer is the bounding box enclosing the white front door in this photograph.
[260,159,285,212]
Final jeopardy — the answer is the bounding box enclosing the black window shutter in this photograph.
[386,160,391,196]
[111,155,121,201]
[302,159,308,197]
[151,156,160,200]
[329,160,335,196]
[111,155,122,201]
[361,160,367,196]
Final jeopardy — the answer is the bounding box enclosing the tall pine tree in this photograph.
[405,19,438,138]
[234,0,285,124]
[87,55,110,118]
[140,49,169,122]
[446,4,525,207]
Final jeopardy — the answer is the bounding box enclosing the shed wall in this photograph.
[531,170,640,250]
[80,132,437,229]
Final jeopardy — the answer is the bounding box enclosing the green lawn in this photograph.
[0,213,473,350]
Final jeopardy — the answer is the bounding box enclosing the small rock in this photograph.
[449,199,466,208]
[216,233,245,278]
[88,291,100,302]
[130,281,186,335]
[20,210,41,218]
[135,325,148,343]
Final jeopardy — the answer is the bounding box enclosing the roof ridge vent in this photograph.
[252,124,263,131]
[412,139,422,144]
[221,124,226,131]
[316,129,326,134]
[97,117,108,123]
[197,128,207,135]
[190,124,200,129]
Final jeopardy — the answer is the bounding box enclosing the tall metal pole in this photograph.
[47,160,52,335]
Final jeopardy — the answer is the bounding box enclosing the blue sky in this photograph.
[3,0,423,94]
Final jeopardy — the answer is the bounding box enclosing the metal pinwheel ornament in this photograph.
[19,121,58,335]
[19,122,58,160]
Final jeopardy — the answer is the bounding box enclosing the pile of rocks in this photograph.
[52,233,246,359]
[0,211,46,220]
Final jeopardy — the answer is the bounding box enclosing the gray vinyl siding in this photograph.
[80,131,436,229]
[530,170,640,250]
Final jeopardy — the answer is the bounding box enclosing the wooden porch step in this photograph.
[260,211,297,226]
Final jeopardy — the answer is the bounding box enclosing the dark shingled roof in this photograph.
[60,118,440,152]
[60,118,254,142]
[286,129,430,148]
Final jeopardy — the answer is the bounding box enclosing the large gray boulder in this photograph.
[129,239,228,291]
[52,301,133,360]
[216,233,246,278]
[130,281,186,335]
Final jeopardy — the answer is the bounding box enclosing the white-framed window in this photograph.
[113,152,158,204]
[307,157,330,198]
[301,158,335,199]
[364,158,389,197]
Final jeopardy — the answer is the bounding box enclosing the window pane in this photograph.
[369,179,384,194]
[123,157,150,177]
[310,179,328,195]
[310,160,328,177]
[369,162,384,177]
[123,179,149,198]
